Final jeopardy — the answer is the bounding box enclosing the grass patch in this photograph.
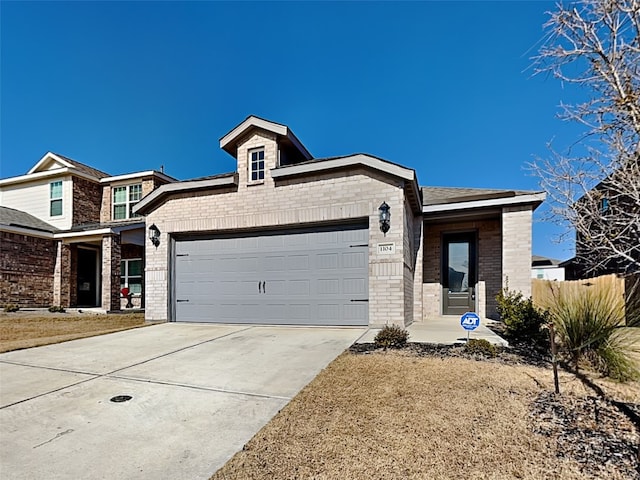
[0,312,150,352]
[212,351,639,480]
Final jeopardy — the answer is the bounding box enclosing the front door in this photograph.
[77,248,99,307]
[442,232,476,315]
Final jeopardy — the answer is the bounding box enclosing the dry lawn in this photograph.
[212,351,639,480]
[0,311,149,352]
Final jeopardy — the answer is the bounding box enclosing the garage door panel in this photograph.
[343,278,367,295]
[342,251,366,268]
[174,225,368,325]
[317,253,339,269]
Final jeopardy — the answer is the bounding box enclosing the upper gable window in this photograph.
[50,181,63,216]
[113,184,142,220]
[249,148,265,182]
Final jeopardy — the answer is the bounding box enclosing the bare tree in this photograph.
[531,0,640,276]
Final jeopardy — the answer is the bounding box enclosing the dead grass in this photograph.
[212,351,639,480]
[0,311,150,352]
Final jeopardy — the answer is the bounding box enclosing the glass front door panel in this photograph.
[447,241,469,293]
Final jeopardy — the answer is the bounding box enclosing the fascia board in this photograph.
[101,171,176,184]
[271,154,416,182]
[133,175,237,214]
[422,192,546,213]
[55,228,114,238]
[27,152,74,174]
[220,116,287,151]
[271,154,421,212]
[0,168,98,186]
[0,224,55,239]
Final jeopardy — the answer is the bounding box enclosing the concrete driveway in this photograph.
[0,323,367,479]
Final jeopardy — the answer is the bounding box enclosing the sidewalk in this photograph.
[356,316,508,346]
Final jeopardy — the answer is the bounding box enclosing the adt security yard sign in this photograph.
[460,312,480,341]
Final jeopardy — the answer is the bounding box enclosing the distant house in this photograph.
[0,152,174,310]
[531,255,565,281]
[563,164,639,280]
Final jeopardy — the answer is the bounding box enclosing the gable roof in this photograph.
[220,115,313,161]
[28,152,110,179]
[0,206,59,233]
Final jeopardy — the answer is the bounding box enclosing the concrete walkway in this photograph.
[0,323,366,480]
[356,316,509,346]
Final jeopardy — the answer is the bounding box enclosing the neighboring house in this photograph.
[563,164,640,280]
[531,255,565,281]
[0,152,174,310]
[134,115,545,326]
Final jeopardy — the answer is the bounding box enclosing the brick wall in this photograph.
[101,235,121,311]
[422,217,502,319]
[502,206,533,299]
[72,177,102,226]
[0,232,56,307]
[144,162,414,326]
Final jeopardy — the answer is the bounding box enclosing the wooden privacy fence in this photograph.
[532,274,639,324]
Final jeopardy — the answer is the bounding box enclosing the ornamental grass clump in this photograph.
[374,324,409,350]
[549,282,640,382]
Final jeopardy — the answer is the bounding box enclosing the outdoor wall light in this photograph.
[148,224,161,247]
[378,202,391,235]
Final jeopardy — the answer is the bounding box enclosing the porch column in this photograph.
[502,206,533,298]
[53,242,72,307]
[101,235,121,311]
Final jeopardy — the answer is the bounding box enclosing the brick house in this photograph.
[134,116,545,326]
[0,152,174,310]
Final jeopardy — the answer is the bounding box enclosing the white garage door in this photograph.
[173,225,369,325]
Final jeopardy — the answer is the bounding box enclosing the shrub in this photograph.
[496,287,548,348]
[465,338,498,357]
[3,304,19,312]
[48,305,66,313]
[549,282,639,381]
[374,324,409,350]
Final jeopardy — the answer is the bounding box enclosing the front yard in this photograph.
[0,311,148,352]
[212,347,640,480]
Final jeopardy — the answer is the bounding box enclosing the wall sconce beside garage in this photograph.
[379,202,390,235]
[148,223,161,247]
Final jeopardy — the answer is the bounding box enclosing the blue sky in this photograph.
[1,1,588,261]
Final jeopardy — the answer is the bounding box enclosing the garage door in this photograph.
[173,224,369,325]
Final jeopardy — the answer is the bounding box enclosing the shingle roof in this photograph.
[421,186,537,206]
[0,206,59,233]
[52,152,111,179]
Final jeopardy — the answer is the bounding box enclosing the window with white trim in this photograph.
[120,258,142,295]
[50,181,63,216]
[249,148,265,182]
[113,184,142,220]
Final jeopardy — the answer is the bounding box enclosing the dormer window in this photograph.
[113,184,142,220]
[249,148,265,182]
[50,181,63,216]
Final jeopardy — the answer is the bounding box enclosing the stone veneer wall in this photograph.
[0,232,56,307]
[72,177,102,226]
[422,217,502,319]
[144,136,414,326]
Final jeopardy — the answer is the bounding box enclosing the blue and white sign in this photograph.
[460,312,480,331]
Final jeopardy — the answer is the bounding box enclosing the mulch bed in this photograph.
[350,341,640,479]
